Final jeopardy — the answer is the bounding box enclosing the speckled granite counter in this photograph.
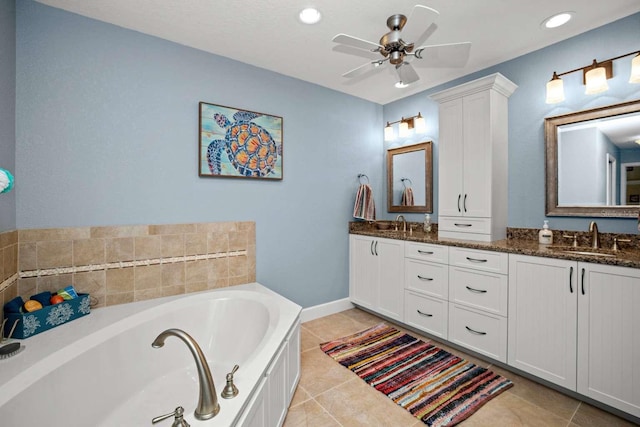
[349,222,640,269]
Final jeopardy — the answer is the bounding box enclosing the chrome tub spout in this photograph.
[152,328,220,420]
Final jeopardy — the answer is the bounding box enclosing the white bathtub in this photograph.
[0,282,302,427]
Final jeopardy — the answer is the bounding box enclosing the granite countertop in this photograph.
[349,222,640,269]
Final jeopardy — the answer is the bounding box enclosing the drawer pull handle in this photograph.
[465,286,487,294]
[417,250,434,255]
[417,310,433,318]
[417,275,433,281]
[454,223,473,228]
[465,326,487,336]
[465,257,487,263]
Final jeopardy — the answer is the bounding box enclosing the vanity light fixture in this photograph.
[545,50,640,104]
[384,112,426,141]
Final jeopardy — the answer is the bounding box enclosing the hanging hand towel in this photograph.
[401,187,414,206]
[353,184,376,221]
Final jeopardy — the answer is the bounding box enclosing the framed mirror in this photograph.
[387,141,433,213]
[545,99,640,217]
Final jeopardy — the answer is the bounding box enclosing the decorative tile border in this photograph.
[19,250,248,279]
[0,273,18,293]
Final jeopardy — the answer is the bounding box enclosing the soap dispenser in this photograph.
[423,214,432,233]
[539,220,553,245]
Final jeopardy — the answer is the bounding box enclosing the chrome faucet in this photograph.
[152,329,220,420]
[395,215,407,233]
[589,221,600,249]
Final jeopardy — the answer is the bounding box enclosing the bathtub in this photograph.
[0,282,302,426]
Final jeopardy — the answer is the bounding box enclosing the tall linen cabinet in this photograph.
[430,73,517,242]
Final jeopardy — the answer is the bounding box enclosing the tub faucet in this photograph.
[152,329,220,420]
[395,215,407,233]
[589,221,600,249]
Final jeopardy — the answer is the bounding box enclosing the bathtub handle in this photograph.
[152,406,191,426]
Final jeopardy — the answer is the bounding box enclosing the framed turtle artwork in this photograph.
[199,102,283,180]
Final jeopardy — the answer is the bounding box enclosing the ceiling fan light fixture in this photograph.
[542,12,573,29]
[298,7,321,24]
[395,81,409,88]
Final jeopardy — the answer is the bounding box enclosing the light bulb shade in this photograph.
[414,116,426,133]
[585,66,609,94]
[630,54,640,84]
[545,74,565,104]
[384,125,395,141]
[398,121,410,137]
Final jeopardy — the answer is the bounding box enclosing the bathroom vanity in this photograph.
[348,225,640,421]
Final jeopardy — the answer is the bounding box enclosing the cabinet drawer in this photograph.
[405,259,448,299]
[405,291,448,339]
[448,303,507,362]
[449,267,508,316]
[405,242,449,264]
[438,216,491,234]
[449,247,508,274]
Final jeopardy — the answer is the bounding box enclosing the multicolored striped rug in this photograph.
[320,323,513,427]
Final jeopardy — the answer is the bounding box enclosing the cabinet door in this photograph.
[349,235,377,309]
[508,254,577,390]
[376,238,404,321]
[438,98,464,217]
[462,91,492,218]
[577,263,640,418]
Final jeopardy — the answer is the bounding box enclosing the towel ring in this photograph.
[401,178,413,189]
[358,174,369,185]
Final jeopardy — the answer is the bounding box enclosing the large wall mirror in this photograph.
[387,141,433,213]
[545,99,640,217]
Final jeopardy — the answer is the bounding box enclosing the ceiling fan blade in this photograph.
[332,33,382,52]
[332,44,381,60]
[342,60,386,79]
[412,42,472,68]
[396,62,420,85]
[401,5,439,46]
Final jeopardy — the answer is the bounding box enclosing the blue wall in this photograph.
[0,0,16,232]
[383,13,640,234]
[15,1,384,307]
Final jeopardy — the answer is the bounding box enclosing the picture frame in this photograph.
[199,102,283,180]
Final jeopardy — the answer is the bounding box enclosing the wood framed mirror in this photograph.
[387,141,433,213]
[545,99,640,218]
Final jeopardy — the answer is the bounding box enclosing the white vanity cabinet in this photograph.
[349,234,404,321]
[447,247,509,362]
[509,256,640,418]
[577,263,640,418]
[404,242,450,339]
[508,254,578,389]
[431,73,517,242]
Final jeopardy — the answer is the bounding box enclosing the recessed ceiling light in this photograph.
[395,81,409,89]
[299,8,321,24]
[542,12,574,29]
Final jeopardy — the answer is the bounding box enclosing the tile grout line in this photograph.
[568,401,582,426]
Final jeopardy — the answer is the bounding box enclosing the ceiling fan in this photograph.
[332,5,471,86]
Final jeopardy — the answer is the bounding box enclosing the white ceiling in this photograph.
[34,0,640,105]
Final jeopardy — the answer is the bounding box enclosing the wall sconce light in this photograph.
[384,112,426,141]
[545,50,640,104]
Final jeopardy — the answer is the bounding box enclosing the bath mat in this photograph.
[320,323,513,427]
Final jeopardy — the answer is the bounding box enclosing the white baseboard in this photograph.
[301,297,354,323]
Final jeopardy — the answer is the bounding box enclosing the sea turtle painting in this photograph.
[206,110,281,178]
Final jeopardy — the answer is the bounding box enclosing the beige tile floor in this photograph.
[284,308,638,427]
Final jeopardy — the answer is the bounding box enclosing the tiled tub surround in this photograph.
[0,222,255,309]
[349,222,640,268]
[0,230,19,309]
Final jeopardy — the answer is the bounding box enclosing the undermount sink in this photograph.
[547,245,618,258]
